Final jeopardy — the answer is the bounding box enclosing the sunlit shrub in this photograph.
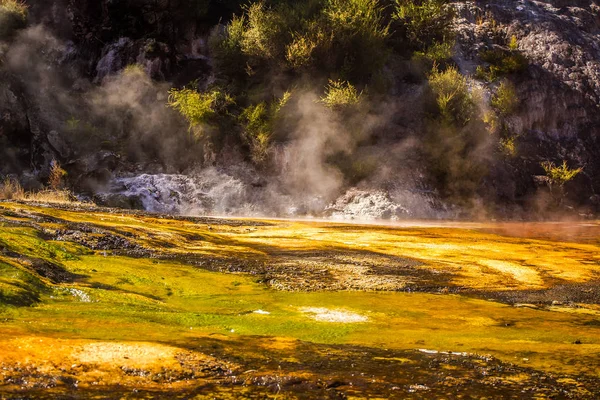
[499,136,516,157]
[240,91,291,163]
[285,31,321,68]
[540,160,582,205]
[325,0,389,79]
[168,88,235,137]
[475,48,527,82]
[393,0,454,49]
[209,15,247,78]
[541,161,582,187]
[241,2,287,60]
[412,40,454,70]
[321,80,362,109]
[491,80,518,116]
[49,160,67,190]
[428,67,473,125]
[0,0,28,39]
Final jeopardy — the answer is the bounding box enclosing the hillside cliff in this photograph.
[1,0,599,218]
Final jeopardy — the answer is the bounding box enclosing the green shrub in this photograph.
[209,15,247,78]
[285,30,323,68]
[393,0,454,49]
[242,2,287,61]
[428,67,473,125]
[540,160,582,205]
[0,0,28,39]
[240,91,291,163]
[541,161,582,187]
[508,35,518,51]
[491,80,518,115]
[475,48,527,82]
[321,80,362,109]
[168,88,235,138]
[413,40,454,68]
[499,136,516,157]
[325,0,389,80]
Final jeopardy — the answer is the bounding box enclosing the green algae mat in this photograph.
[0,202,599,398]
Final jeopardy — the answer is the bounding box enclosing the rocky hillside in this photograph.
[1,0,599,218]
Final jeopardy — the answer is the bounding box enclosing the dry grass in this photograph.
[0,178,25,200]
[0,178,84,205]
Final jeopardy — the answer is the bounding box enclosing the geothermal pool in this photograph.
[0,202,599,398]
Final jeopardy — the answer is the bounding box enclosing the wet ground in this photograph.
[0,201,599,398]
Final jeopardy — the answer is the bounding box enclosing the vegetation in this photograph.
[392,0,455,50]
[499,136,516,157]
[475,48,528,82]
[541,160,582,205]
[49,160,67,190]
[491,80,519,116]
[0,177,24,200]
[0,177,76,204]
[428,66,474,126]
[240,91,290,163]
[0,0,27,39]
[167,87,235,138]
[321,80,362,109]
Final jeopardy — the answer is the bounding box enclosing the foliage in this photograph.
[0,0,28,39]
[240,91,291,163]
[241,2,287,60]
[209,0,389,82]
[321,80,362,109]
[393,0,455,49]
[499,136,516,157]
[475,48,527,82]
[491,80,518,116]
[168,87,235,137]
[541,161,582,187]
[428,67,473,126]
[285,31,322,68]
[413,40,453,66]
[49,160,67,190]
[123,64,146,77]
[509,35,518,51]
[209,15,247,78]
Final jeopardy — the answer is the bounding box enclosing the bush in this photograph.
[210,0,389,82]
[540,160,582,205]
[325,0,389,80]
[0,0,28,39]
[49,160,67,190]
[321,80,362,109]
[475,48,527,82]
[241,2,287,61]
[499,136,516,156]
[209,15,247,79]
[393,0,454,50]
[428,67,473,125]
[240,91,291,163]
[541,161,582,187]
[491,80,518,116]
[168,87,235,137]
